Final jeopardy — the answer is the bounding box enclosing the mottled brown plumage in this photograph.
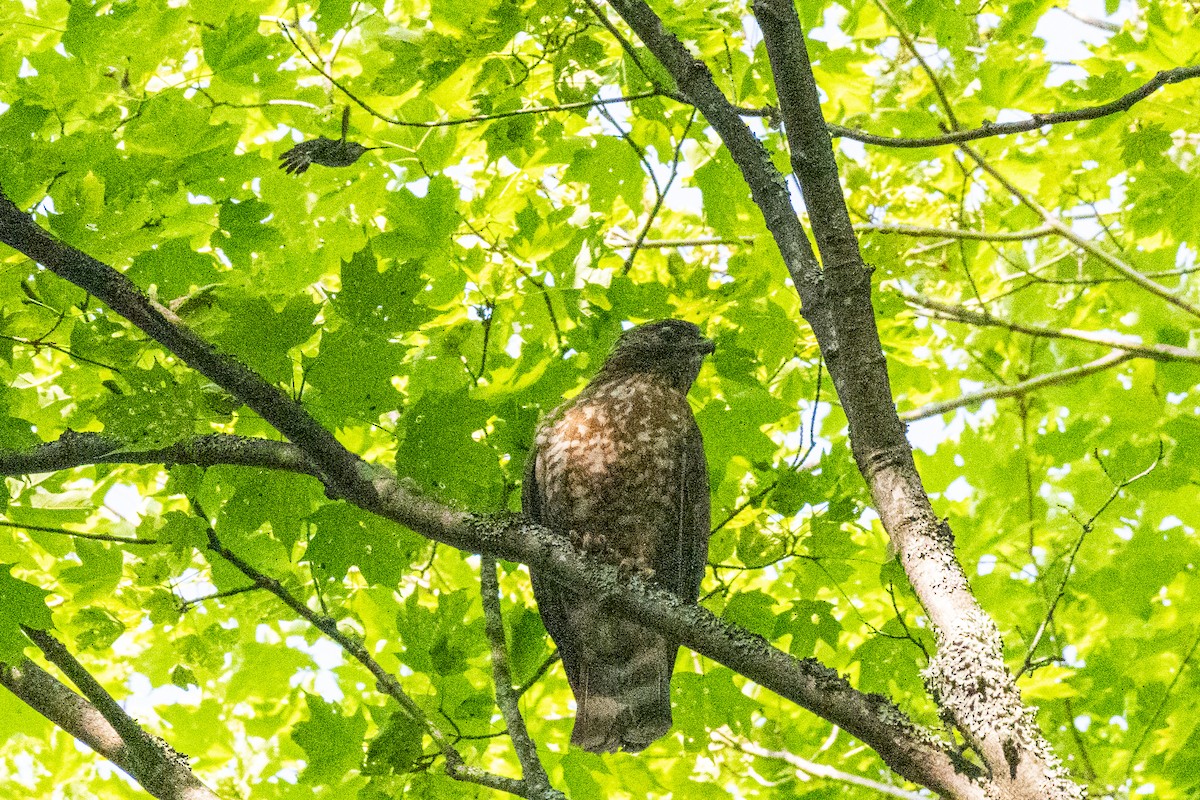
[523,319,713,753]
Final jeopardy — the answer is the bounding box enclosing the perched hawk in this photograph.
[523,319,713,753]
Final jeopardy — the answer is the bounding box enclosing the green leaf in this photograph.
[292,694,368,786]
[0,566,52,662]
[70,607,126,651]
[201,14,270,72]
[364,708,424,775]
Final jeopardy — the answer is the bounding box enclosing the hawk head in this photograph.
[599,319,714,391]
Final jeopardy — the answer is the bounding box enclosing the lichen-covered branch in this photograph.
[751,2,1082,796]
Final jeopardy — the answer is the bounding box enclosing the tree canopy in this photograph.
[1,0,1199,798]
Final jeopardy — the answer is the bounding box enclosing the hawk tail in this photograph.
[570,640,676,753]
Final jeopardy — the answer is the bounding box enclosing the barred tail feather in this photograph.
[568,625,677,753]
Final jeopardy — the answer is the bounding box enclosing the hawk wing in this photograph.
[652,422,710,603]
[522,408,710,753]
[522,446,587,692]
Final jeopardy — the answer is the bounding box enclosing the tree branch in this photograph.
[0,428,982,794]
[721,733,929,800]
[0,518,159,545]
[609,222,1057,251]
[828,65,1200,148]
[957,142,1200,321]
[12,631,222,800]
[752,1,1081,796]
[1018,445,1163,678]
[904,292,1200,364]
[480,557,563,800]
[0,431,320,479]
[191,501,534,798]
[0,154,973,796]
[277,22,665,130]
[900,350,1136,422]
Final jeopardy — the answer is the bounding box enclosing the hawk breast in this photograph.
[535,374,694,570]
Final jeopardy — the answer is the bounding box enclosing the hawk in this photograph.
[523,319,713,753]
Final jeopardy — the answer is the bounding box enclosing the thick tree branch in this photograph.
[480,557,563,800]
[829,65,1200,148]
[901,351,1136,422]
[0,189,387,513]
[0,429,983,795]
[752,1,1081,797]
[7,634,222,800]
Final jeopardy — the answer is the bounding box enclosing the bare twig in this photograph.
[514,651,561,699]
[719,732,928,800]
[1058,5,1121,33]
[1124,627,1200,781]
[0,518,158,545]
[870,0,959,129]
[191,499,532,798]
[958,142,1200,320]
[622,110,696,275]
[279,22,663,129]
[1018,444,1163,678]
[177,584,262,612]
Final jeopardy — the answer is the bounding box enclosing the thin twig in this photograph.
[828,65,1200,148]
[177,584,262,612]
[1124,627,1200,781]
[514,651,561,699]
[622,110,697,275]
[279,22,663,129]
[1018,444,1163,678]
[480,556,563,800]
[190,498,533,798]
[901,350,1136,422]
[0,519,158,545]
[958,142,1200,320]
[718,732,928,800]
[611,222,1057,251]
[870,0,959,129]
[903,292,1200,364]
